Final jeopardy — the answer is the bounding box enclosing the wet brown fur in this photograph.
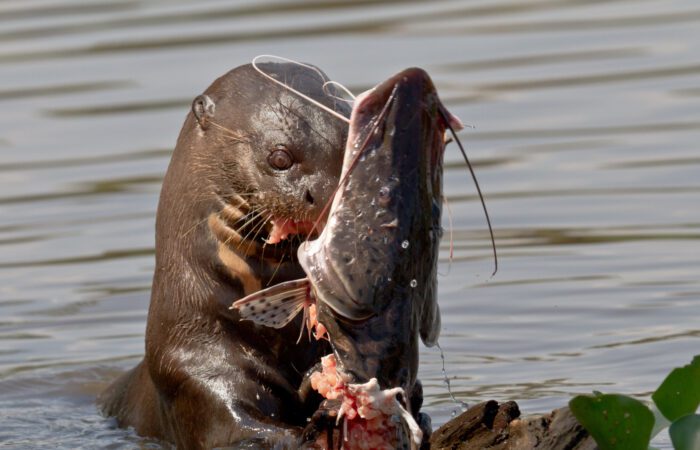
[99,63,349,449]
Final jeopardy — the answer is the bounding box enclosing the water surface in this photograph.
[1,0,699,448]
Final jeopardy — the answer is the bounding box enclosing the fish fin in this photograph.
[230,278,310,329]
[420,279,441,346]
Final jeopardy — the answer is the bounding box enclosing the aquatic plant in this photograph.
[570,355,700,450]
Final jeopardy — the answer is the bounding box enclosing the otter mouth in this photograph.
[265,218,321,245]
[214,193,328,251]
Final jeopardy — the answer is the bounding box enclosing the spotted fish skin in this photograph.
[230,68,451,449]
[231,278,312,328]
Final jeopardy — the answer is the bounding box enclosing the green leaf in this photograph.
[669,414,700,450]
[569,393,654,450]
[652,355,700,422]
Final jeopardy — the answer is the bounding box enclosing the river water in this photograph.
[1,0,698,448]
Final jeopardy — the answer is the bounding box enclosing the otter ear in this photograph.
[192,94,216,130]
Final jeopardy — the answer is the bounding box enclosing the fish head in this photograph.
[299,67,455,396]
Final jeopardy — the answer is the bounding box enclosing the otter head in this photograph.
[154,61,350,310]
[187,63,351,250]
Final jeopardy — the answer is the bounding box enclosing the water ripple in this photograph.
[0,1,698,447]
[0,80,132,101]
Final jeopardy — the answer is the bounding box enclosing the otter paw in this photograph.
[300,399,342,449]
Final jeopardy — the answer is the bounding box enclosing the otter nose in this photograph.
[305,189,315,205]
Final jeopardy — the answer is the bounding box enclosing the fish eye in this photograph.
[268,145,293,171]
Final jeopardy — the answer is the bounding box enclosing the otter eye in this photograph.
[268,146,293,171]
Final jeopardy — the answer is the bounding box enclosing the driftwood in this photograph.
[430,401,597,450]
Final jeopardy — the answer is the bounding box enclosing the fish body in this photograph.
[233,67,456,392]
[301,68,453,400]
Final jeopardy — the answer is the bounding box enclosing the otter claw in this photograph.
[301,400,341,449]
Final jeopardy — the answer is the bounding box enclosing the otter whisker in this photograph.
[229,210,262,238]
[245,212,273,254]
[219,192,258,198]
[260,241,267,274]
[234,209,266,234]
[224,193,253,210]
[218,209,254,248]
[267,245,287,286]
[221,133,248,144]
[207,120,250,143]
[235,212,268,250]
[217,192,257,214]
[230,206,264,227]
[221,213,257,248]
[219,202,250,226]
[225,209,264,249]
[237,210,272,249]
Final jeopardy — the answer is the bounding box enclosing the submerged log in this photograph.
[430,401,596,450]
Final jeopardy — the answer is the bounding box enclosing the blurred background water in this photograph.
[1,0,698,448]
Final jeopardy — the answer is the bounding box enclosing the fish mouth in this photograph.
[351,67,462,153]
